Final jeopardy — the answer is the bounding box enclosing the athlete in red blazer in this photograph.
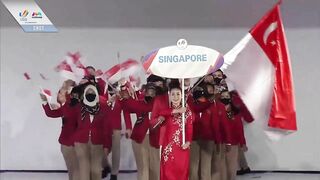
[106,94,132,179]
[186,91,208,180]
[217,91,254,146]
[230,90,254,175]
[73,83,114,180]
[121,97,156,146]
[120,84,160,180]
[73,95,112,149]
[122,99,150,138]
[41,85,80,180]
[187,85,222,180]
[215,90,253,180]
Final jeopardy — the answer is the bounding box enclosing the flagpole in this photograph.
[117,51,121,78]
[181,78,185,145]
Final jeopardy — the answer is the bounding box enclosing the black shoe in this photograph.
[102,166,111,178]
[237,167,251,175]
[110,174,117,180]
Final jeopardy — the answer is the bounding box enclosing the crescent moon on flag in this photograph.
[263,21,278,45]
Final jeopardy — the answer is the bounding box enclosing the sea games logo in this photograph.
[158,40,208,63]
[19,9,29,21]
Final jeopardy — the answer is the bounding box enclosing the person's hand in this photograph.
[172,107,186,114]
[184,79,191,87]
[119,90,130,100]
[182,141,191,150]
[152,116,165,129]
[119,78,127,86]
[109,94,117,104]
[241,145,248,152]
[127,85,136,98]
[125,129,132,139]
[40,93,47,102]
[61,81,68,90]
[204,75,214,84]
[104,148,110,157]
[50,103,60,110]
[158,116,165,124]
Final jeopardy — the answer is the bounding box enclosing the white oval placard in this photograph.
[144,45,224,78]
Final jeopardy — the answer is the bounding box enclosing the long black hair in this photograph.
[168,79,181,91]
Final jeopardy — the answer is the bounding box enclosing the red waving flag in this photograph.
[222,2,296,140]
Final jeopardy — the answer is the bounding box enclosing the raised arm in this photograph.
[42,103,63,118]
[121,98,153,114]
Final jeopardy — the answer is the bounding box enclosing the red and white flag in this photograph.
[55,52,87,82]
[129,75,141,90]
[40,87,53,105]
[120,59,141,77]
[221,2,297,140]
[103,64,121,84]
[67,52,85,69]
[102,59,142,84]
[41,88,52,100]
[54,60,75,80]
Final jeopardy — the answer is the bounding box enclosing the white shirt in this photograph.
[89,114,94,123]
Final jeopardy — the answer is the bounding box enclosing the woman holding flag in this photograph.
[40,80,79,180]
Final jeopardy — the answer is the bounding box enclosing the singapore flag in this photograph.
[222,2,297,140]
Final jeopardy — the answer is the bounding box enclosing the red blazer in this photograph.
[215,102,247,146]
[73,96,113,149]
[198,108,214,141]
[108,98,131,130]
[42,103,77,146]
[119,90,145,131]
[208,102,223,144]
[121,98,158,146]
[192,113,201,141]
[186,99,222,144]
[187,97,212,141]
[150,94,170,147]
[129,90,161,148]
[97,78,107,97]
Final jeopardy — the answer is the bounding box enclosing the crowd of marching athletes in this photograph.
[40,65,254,180]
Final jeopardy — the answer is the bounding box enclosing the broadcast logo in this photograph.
[32,12,42,18]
